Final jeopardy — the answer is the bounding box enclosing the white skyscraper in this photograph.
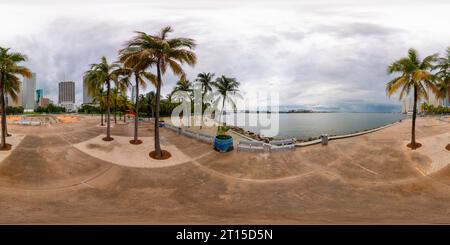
[22,72,36,111]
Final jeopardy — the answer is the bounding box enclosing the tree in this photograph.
[3,71,22,136]
[6,106,24,115]
[171,75,193,127]
[145,91,157,118]
[119,46,157,144]
[84,57,121,141]
[111,87,124,124]
[434,47,450,104]
[117,93,132,122]
[0,47,32,150]
[195,72,214,129]
[122,26,197,159]
[386,48,439,149]
[92,88,107,126]
[171,75,193,100]
[211,75,240,134]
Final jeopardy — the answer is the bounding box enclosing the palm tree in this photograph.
[0,47,32,150]
[433,47,450,151]
[145,91,157,118]
[111,87,120,124]
[3,72,22,137]
[84,56,121,141]
[434,47,450,104]
[171,76,193,99]
[386,48,439,149]
[195,72,214,129]
[122,26,197,159]
[92,88,107,126]
[212,75,240,134]
[171,76,193,127]
[116,93,131,122]
[117,53,156,144]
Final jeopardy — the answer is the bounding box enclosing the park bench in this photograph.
[268,138,296,151]
[237,140,267,152]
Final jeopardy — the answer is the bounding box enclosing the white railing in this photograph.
[164,124,214,144]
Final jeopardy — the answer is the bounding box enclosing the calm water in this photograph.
[223,112,406,140]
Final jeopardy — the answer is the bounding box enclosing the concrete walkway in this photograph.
[0,115,449,224]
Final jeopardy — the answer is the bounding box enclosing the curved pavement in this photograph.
[0,115,449,224]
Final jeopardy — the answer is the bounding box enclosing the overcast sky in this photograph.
[0,0,449,111]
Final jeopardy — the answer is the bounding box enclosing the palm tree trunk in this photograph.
[0,74,6,149]
[124,110,126,122]
[101,111,104,126]
[200,86,204,129]
[411,85,418,147]
[105,81,112,140]
[4,117,9,137]
[183,98,189,128]
[154,60,162,158]
[133,73,139,143]
[3,86,10,137]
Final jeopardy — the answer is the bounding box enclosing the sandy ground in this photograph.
[0,114,449,224]
[74,135,192,168]
[0,134,26,162]
[55,115,80,123]
[408,132,449,175]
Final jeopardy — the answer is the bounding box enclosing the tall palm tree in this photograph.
[84,56,120,141]
[195,72,214,129]
[212,75,240,134]
[434,47,450,104]
[171,76,193,127]
[3,73,22,137]
[116,93,131,122]
[118,53,156,144]
[0,47,32,150]
[386,48,439,149]
[122,26,197,159]
[171,76,193,99]
[433,47,450,151]
[111,87,120,124]
[92,88,107,126]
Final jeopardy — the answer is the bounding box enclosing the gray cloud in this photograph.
[316,22,402,38]
[1,0,449,112]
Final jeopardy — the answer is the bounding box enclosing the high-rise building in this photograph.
[38,97,51,107]
[22,73,36,111]
[58,81,75,112]
[36,89,43,104]
[83,80,93,104]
